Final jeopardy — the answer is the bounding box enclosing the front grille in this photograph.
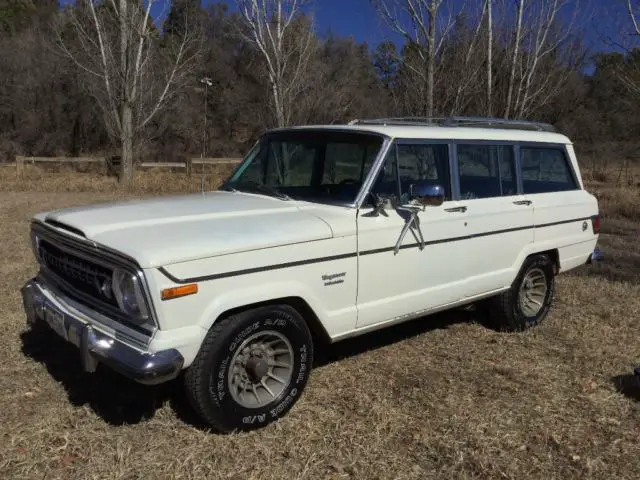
[38,240,118,308]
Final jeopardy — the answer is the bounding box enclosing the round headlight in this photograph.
[112,269,149,322]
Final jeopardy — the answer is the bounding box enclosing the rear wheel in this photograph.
[486,254,555,332]
[185,304,313,432]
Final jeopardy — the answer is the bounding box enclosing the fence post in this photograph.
[186,158,192,177]
[16,156,24,178]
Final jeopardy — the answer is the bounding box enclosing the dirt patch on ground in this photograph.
[1,188,639,479]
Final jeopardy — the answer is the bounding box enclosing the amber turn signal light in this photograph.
[161,284,198,301]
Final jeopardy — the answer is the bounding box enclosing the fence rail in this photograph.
[14,156,242,177]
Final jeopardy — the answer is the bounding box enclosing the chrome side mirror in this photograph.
[408,182,445,207]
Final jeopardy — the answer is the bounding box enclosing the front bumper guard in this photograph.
[21,279,183,385]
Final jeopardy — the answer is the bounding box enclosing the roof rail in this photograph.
[348,116,558,133]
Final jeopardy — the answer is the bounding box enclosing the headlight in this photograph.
[112,268,150,323]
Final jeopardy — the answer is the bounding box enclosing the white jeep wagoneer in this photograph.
[21,117,601,431]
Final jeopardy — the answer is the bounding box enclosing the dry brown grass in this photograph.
[1,172,640,479]
[0,164,236,195]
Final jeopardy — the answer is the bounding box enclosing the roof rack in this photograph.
[347,116,558,133]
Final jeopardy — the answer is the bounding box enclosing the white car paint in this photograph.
[43,192,334,268]
[29,123,600,369]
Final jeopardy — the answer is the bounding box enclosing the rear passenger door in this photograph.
[519,144,589,263]
[454,142,535,297]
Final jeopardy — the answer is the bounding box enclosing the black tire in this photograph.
[485,254,555,332]
[184,304,313,432]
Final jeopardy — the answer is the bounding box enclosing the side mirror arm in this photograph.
[394,203,425,255]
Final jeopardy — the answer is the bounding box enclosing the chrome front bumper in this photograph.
[21,279,184,385]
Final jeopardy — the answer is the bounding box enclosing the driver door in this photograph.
[355,140,471,328]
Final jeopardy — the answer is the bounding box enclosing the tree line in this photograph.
[0,0,639,185]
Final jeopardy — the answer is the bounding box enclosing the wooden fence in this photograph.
[14,156,242,177]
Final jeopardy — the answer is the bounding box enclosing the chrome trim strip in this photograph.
[21,279,182,385]
[329,285,512,343]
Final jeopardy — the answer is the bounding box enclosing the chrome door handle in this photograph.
[444,206,467,213]
[513,200,532,206]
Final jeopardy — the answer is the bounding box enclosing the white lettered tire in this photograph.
[486,254,556,332]
[185,304,313,432]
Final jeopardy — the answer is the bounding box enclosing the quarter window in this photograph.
[457,144,516,199]
[520,147,577,193]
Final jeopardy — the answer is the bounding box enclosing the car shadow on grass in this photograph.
[20,326,184,426]
[20,307,479,430]
[313,307,477,368]
[611,373,640,402]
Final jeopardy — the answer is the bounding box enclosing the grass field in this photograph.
[1,168,640,479]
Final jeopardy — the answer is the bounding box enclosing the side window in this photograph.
[457,144,516,199]
[520,147,577,194]
[397,144,451,201]
[371,143,451,201]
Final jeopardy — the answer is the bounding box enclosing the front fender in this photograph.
[195,280,329,332]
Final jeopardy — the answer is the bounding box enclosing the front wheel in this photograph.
[485,254,555,332]
[185,304,313,432]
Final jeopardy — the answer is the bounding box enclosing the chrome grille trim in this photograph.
[31,220,159,338]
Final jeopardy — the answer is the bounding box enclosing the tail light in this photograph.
[591,214,601,234]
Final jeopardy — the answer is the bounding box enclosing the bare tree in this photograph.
[236,0,315,128]
[503,0,588,119]
[372,0,459,117]
[628,0,640,35]
[56,0,202,187]
[618,1,640,97]
[504,0,524,119]
[446,0,487,114]
[486,0,493,116]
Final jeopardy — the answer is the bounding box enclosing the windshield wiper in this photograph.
[228,181,291,201]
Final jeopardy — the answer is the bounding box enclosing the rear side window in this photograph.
[457,144,516,199]
[520,147,577,194]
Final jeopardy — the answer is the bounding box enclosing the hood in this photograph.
[40,191,333,268]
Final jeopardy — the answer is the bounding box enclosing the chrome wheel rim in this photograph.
[228,330,294,409]
[518,268,548,317]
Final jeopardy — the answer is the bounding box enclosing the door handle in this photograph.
[513,200,532,206]
[444,206,467,213]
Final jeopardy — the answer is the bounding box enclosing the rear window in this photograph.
[521,147,577,194]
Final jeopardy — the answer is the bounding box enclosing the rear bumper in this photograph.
[586,246,603,264]
[21,279,183,385]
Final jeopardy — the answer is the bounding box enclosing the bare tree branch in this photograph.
[236,0,316,127]
[55,0,203,186]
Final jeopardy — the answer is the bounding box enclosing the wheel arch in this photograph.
[211,296,332,346]
[527,248,560,275]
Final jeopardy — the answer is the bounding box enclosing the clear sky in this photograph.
[202,0,397,47]
[201,0,630,55]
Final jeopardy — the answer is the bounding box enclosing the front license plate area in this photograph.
[44,302,68,341]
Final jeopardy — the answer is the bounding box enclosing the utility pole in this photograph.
[200,76,212,193]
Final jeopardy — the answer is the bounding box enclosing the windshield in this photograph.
[223,130,384,205]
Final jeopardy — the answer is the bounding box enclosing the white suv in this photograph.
[21,117,601,431]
